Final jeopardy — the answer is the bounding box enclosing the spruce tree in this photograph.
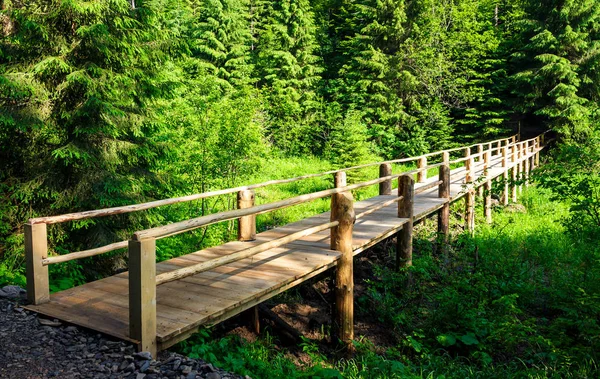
[252,0,322,154]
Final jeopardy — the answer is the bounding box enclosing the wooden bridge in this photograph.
[24,133,549,356]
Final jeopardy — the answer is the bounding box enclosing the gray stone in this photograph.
[0,285,26,299]
[206,373,221,379]
[140,360,151,373]
[38,318,62,327]
[134,351,153,360]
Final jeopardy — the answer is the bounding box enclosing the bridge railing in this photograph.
[24,131,550,353]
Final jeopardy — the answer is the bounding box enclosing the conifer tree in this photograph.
[252,0,322,153]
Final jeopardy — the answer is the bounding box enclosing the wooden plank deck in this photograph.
[25,148,536,349]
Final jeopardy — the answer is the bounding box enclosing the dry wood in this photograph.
[155,221,338,286]
[25,223,49,305]
[502,146,509,205]
[417,157,427,183]
[379,163,392,195]
[128,238,157,357]
[134,174,402,241]
[465,191,475,235]
[511,145,518,202]
[437,165,450,244]
[335,171,347,188]
[43,240,128,266]
[397,175,414,269]
[330,191,354,346]
[237,190,256,241]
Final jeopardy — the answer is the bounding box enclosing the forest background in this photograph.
[1,0,600,377]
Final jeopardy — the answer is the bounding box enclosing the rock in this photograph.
[136,374,147,379]
[186,371,198,379]
[206,373,221,379]
[134,351,153,360]
[0,285,26,299]
[140,360,151,373]
[181,365,192,374]
[38,318,62,327]
[172,359,181,371]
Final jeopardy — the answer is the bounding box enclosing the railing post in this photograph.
[463,147,475,234]
[237,190,256,242]
[330,190,355,348]
[519,142,525,194]
[511,144,518,202]
[237,189,258,332]
[534,137,540,167]
[129,236,157,357]
[397,175,414,269]
[477,144,484,197]
[334,171,347,188]
[502,145,509,205]
[524,143,530,187]
[379,163,392,195]
[25,222,50,305]
[437,163,450,245]
[417,156,427,183]
[464,147,473,184]
[483,150,492,224]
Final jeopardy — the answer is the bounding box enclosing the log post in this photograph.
[502,146,509,205]
[397,175,414,269]
[477,144,484,196]
[483,150,492,224]
[25,222,49,305]
[534,137,540,167]
[465,190,475,235]
[237,190,256,241]
[417,157,427,183]
[129,236,157,357]
[379,163,392,195]
[464,147,473,183]
[330,190,355,347]
[519,143,525,194]
[334,171,347,188]
[437,163,450,244]
[237,189,258,332]
[524,144,530,187]
[511,144,518,202]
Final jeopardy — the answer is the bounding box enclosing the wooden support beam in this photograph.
[379,163,392,195]
[238,189,258,331]
[417,157,427,183]
[534,138,540,167]
[129,237,157,357]
[397,175,414,269]
[477,144,484,197]
[437,164,450,244]
[483,151,492,223]
[25,222,49,305]
[511,145,518,202]
[330,190,354,347]
[237,190,256,242]
[465,190,475,235]
[502,146,509,206]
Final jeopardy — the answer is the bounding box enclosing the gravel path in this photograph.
[0,287,246,379]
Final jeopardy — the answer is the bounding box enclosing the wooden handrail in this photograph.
[36,133,547,265]
[29,134,521,225]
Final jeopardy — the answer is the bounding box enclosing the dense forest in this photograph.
[1,0,600,377]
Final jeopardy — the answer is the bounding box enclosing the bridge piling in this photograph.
[511,144,518,202]
[330,189,355,348]
[437,161,450,246]
[502,145,509,205]
[397,175,414,269]
[128,236,157,357]
[483,150,492,224]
